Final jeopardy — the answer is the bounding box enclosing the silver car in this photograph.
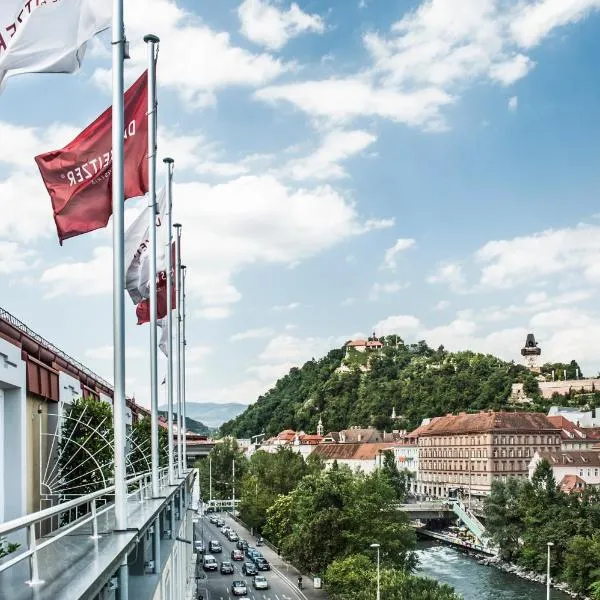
[231,580,248,596]
[253,575,269,590]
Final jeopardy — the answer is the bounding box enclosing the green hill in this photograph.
[158,411,212,435]
[220,335,583,438]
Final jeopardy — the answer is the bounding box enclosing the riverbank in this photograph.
[478,555,589,600]
[416,543,573,600]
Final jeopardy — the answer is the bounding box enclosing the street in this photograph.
[193,512,319,600]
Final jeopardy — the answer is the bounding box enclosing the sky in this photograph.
[2,0,600,409]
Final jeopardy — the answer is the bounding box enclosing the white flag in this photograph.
[125,188,167,305]
[158,317,168,357]
[0,0,111,90]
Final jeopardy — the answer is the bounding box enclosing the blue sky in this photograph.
[2,0,600,408]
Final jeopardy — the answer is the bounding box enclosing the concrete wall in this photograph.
[0,336,27,522]
[541,379,600,400]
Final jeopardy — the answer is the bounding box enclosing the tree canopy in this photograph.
[220,338,582,437]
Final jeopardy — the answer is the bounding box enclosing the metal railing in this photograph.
[0,307,113,391]
[0,467,170,585]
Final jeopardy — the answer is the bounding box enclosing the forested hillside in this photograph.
[220,335,582,438]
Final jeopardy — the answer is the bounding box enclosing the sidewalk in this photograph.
[225,512,328,600]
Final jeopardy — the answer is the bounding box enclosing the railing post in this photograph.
[139,479,145,504]
[90,499,100,540]
[25,523,44,586]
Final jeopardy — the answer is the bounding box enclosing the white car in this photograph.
[231,580,248,596]
[253,575,269,590]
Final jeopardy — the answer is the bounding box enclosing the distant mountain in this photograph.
[158,411,211,435]
[158,402,247,428]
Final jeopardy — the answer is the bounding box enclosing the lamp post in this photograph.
[547,542,554,600]
[370,543,380,600]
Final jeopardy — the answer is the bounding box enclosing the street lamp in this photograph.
[370,543,380,600]
[547,542,554,600]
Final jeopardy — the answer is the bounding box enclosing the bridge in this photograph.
[185,440,216,462]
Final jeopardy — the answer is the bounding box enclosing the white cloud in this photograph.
[427,262,465,289]
[435,300,450,310]
[85,346,145,360]
[508,95,518,111]
[194,307,231,320]
[282,129,377,181]
[40,247,113,298]
[510,0,600,49]
[369,281,407,301]
[238,0,325,51]
[382,238,416,269]
[258,334,334,363]
[373,315,421,336]
[186,346,213,362]
[0,242,36,274]
[230,327,274,341]
[272,301,300,311]
[92,0,290,107]
[256,0,598,130]
[475,224,600,289]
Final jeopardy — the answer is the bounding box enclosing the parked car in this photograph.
[220,561,234,575]
[231,549,244,561]
[242,562,257,576]
[202,555,218,571]
[254,557,270,571]
[209,540,222,553]
[237,539,248,551]
[253,575,269,590]
[231,580,248,596]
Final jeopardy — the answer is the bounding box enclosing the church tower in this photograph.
[317,416,324,437]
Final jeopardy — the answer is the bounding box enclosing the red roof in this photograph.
[347,340,368,347]
[560,474,586,494]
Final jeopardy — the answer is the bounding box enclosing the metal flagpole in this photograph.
[164,157,175,486]
[112,0,129,595]
[144,33,160,498]
[174,223,183,477]
[181,264,188,471]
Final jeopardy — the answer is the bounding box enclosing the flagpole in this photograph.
[144,33,160,498]
[181,264,188,471]
[112,0,128,593]
[163,157,175,486]
[174,223,183,477]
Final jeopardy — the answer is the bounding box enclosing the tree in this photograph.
[381,450,412,501]
[128,417,169,477]
[325,555,462,600]
[196,438,247,502]
[57,397,114,500]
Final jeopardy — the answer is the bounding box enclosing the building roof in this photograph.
[312,442,399,461]
[321,432,340,443]
[560,474,587,494]
[547,416,600,441]
[297,434,323,445]
[539,451,600,467]
[347,339,368,347]
[340,427,383,443]
[415,411,559,436]
[366,340,383,348]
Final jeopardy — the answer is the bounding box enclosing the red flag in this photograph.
[136,270,176,325]
[35,71,149,243]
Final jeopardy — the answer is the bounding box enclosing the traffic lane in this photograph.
[196,513,308,600]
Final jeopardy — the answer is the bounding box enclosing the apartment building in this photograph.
[415,411,561,499]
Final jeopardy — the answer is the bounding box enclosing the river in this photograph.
[416,543,573,600]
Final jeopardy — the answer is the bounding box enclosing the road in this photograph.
[193,512,316,600]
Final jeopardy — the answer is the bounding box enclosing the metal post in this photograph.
[170,497,175,539]
[112,0,128,552]
[25,523,44,586]
[209,457,212,505]
[174,223,183,477]
[91,498,100,539]
[182,264,188,471]
[370,543,380,600]
[153,516,160,574]
[144,33,160,498]
[118,557,128,600]
[547,542,553,600]
[164,157,175,486]
[232,458,235,514]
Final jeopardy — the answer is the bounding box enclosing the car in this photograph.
[221,526,231,535]
[194,540,205,554]
[216,518,225,527]
[209,515,218,524]
[242,562,257,576]
[220,561,234,575]
[253,575,269,590]
[231,580,248,596]
[228,530,239,542]
[237,539,248,551]
[202,555,218,571]
[249,550,263,562]
[209,540,222,553]
[245,546,257,558]
[254,557,270,571]
[231,549,244,561]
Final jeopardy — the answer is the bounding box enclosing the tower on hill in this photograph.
[521,333,541,372]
